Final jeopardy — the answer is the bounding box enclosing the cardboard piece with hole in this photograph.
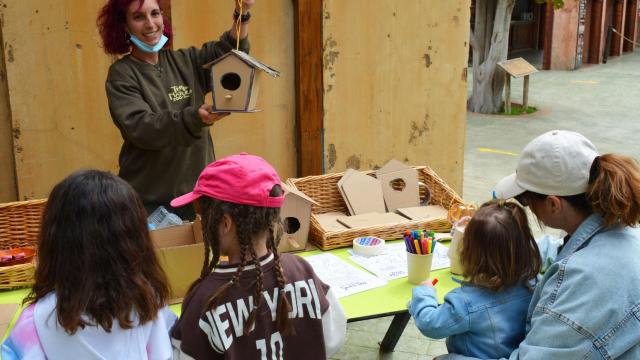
[337,169,359,215]
[376,159,420,212]
[278,183,319,253]
[337,212,409,229]
[150,218,204,304]
[339,170,386,215]
[315,212,349,232]
[396,205,448,221]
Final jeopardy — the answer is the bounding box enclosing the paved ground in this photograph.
[330,50,640,359]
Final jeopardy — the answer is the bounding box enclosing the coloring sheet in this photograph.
[303,253,387,298]
[349,242,451,280]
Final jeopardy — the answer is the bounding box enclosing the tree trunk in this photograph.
[468,0,516,113]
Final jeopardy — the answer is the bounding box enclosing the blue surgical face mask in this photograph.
[129,34,168,53]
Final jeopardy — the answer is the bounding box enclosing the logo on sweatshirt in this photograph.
[199,278,323,354]
[168,85,193,102]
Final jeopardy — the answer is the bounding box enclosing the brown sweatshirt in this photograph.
[105,32,249,210]
[171,253,347,359]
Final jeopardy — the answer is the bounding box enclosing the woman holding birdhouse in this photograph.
[97,0,255,220]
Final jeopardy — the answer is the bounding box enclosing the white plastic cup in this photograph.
[407,252,433,285]
[449,224,465,275]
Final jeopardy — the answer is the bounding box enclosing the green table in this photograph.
[0,240,460,352]
[298,239,459,352]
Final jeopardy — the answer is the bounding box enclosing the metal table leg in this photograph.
[378,312,411,353]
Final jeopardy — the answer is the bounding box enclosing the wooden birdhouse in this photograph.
[204,49,280,112]
[278,183,318,253]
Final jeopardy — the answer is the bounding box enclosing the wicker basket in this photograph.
[0,199,46,289]
[289,166,463,250]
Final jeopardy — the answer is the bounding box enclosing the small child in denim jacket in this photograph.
[409,200,541,359]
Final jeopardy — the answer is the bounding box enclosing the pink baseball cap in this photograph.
[170,153,285,208]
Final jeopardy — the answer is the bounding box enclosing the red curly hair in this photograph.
[97,0,173,55]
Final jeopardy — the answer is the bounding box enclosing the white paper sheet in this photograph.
[303,253,387,298]
[348,242,451,280]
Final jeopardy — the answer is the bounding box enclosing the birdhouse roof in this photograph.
[203,49,280,78]
[282,182,318,205]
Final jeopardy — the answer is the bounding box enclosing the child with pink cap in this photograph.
[169,153,346,359]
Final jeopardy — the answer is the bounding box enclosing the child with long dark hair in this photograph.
[1,170,174,360]
[409,200,541,359]
[169,153,346,359]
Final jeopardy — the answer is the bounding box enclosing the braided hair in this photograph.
[189,185,293,335]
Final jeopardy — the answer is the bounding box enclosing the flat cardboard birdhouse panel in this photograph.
[337,169,358,215]
[315,212,349,232]
[205,49,280,113]
[376,159,420,212]
[396,205,448,221]
[336,212,408,229]
[338,170,386,215]
[278,183,318,253]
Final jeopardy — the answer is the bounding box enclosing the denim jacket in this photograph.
[443,214,640,360]
[409,282,533,358]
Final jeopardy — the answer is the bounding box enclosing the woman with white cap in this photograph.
[443,130,640,359]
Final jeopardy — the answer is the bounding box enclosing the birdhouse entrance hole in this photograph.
[390,178,407,191]
[220,72,242,91]
[283,217,301,234]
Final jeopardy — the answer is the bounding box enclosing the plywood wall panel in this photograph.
[0,0,296,200]
[169,1,297,179]
[322,0,469,193]
[1,0,121,200]
[0,26,17,202]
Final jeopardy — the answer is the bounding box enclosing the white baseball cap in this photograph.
[494,130,599,199]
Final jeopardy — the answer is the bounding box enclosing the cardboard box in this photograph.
[278,183,318,253]
[150,218,205,304]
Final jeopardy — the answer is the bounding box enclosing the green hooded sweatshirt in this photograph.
[106,31,249,215]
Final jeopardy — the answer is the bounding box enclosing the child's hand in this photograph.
[420,278,437,289]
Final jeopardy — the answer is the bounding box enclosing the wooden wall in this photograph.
[0,27,17,202]
[0,0,296,201]
[0,0,467,200]
[0,1,121,201]
[321,0,469,193]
